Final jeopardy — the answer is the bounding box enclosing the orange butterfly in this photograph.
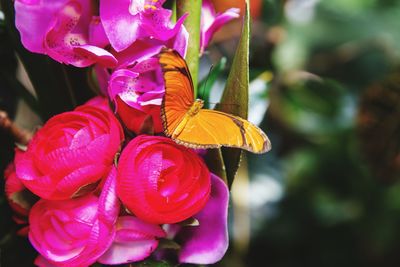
[159,48,271,154]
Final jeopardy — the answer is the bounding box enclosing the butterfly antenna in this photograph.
[200,64,214,101]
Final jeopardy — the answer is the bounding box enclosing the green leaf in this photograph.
[216,1,250,188]
[0,72,40,114]
[205,148,228,184]
[198,57,227,109]
[177,0,202,97]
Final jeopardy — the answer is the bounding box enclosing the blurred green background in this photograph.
[214,0,400,266]
[1,0,400,266]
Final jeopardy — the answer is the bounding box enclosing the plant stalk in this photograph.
[176,0,202,97]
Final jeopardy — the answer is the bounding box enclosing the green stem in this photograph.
[176,0,202,97]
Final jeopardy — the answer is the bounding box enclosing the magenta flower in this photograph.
[4,163,33,236]
[4,163,31,220]
[117,135,211,224]
[100,0,187,52]
[98,216,166,265]
[200,0,240,53]
[108,58,164,110]
[14,100,124,200]
[157,174,229,264]
[106,36,188,134]
[15,0,117,67]
[29,167,120,267]
[177,174,229,264]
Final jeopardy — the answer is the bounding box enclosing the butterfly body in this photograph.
[159,48,271,154]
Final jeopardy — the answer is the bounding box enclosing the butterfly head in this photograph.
[187,99,204,117]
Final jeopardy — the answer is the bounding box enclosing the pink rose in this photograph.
[4,163,31,219]
[29,168,120,267]
[15,101,124,200]
[117,135,211,224]
[4,163,34,235]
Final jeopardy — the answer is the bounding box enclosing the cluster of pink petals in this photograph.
[11,0,241,265]
[30,167,119,267]
[15,0,239,127]
[4,163,31,235]
[117,135,211,224]
[15,0,117,67]
[5,97,229,266]
[14,101,124,200]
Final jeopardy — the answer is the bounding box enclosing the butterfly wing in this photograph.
[174,109,271,154]
[159,48,271,154]
[159,48,194,136]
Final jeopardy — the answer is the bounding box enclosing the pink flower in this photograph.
[109,59,164,109]
[15,100,124,200]
[108,57,165,134]
[15,0,117,67]
[177,174,229,264]
[30,167,120,267]
[157,174,229,264]
[100,0,187,52]
[115,96,163,134]
[200,0,240,53]
[117,135,211,224]
[101,7,188,125]
[98,216,166,265]
[4,163,31,219]
[4,163,34,235]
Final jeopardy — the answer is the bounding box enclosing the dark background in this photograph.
[2,0,400,266]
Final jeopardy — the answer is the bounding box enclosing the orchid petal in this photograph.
[15,0,69,53]
[200,0,240,53]
[43,1,96,67]
[98,216,165,265]
[73,45,118,68]
[115,39,164,68]
[108,69,140,103]
[89,16,110,48]
[100,0,140,52]
[178,174,229,264]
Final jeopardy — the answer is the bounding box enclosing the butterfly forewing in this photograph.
[159,49,194,135]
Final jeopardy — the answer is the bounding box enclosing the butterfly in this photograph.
[158,48,271,154]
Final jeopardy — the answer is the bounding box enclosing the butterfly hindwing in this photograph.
[173,110,271,153]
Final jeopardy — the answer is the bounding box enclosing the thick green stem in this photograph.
[176,0,202,97]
